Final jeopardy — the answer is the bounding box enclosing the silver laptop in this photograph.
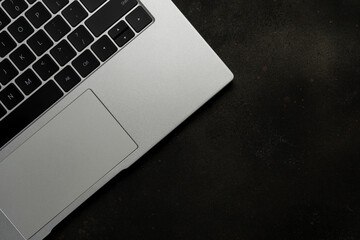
[0,0,233,239]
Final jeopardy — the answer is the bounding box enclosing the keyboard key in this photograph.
[91,35,117,62]
[68,25,94,52]
[72,50,99,77]
[50,40,76,66]
[62,1,88,27]
[85,0,137,37]
[0,104,6,119]
[0,59,18,85]
[0,83,24,110]
[43,0,68,14]
[55,66,81,92]
[113,27,134,47]
[126,6,152,33]
[33,54,59,80]
[10,44,36,71]
[0,80,63,148]
[80,0,106,12]
[108,20,135,47]
[26,0,36,4]
[0,31,16,57]
[0,8,10,31]
[45,15,70,42]
[8,16,34,43]
[108,21,128,39]
[25,2,51,28]
[27,29,53,56]
[15,69,41,95]
[2,0,28,19]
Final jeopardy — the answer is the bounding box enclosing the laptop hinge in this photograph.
[0,209,26,240]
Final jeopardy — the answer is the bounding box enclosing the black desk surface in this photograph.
[46,1,360,239]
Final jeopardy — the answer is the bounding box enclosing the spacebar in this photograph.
[85,0,138,37]
[0,81,64,148]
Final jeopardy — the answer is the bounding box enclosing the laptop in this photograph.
[0,0,233,239]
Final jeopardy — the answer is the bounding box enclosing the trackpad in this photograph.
[0,90,137,238]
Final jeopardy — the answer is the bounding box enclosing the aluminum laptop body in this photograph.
[0,0,233,239]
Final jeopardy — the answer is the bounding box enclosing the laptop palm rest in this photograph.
[0,90,137,239]
[0,210,25,240]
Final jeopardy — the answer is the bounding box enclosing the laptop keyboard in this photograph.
[0,0,153,148]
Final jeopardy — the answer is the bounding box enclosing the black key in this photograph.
[91,35,117,62]
[126,6,152,33]
[50,39,76,66]
[0,59,18,85]
[68,25,93,52]
[0,83,24,110]
[0,31,16,57]
[72,50,99,77]
[27,30,53,56]
[10,44,36,70]
[113,27,134,47]
[108,20,128,39]
[15,69,41,95]
[8,16,34,43]
[0,8,10,31]
[33,54,59,80]
[62,1,88,27]
[2,0,28,19]
[0,104,6,119]
[25,2,51,28]
[43,0,68,14]
[27,0,36,4]
[108,21,134,47]
[80,0,106,12]
[45,15,70,41]
[0,80,63,148]
[55,66,80,92]
[85,0,137,37]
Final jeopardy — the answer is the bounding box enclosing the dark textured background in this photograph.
[46,0,360,239]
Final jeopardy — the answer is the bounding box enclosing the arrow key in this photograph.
[114,28,134,48]
[91,35,117,62]
[108,21,128,40]
[108,20,134,47]
[126,6,152,33]
[33,54,59,81]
